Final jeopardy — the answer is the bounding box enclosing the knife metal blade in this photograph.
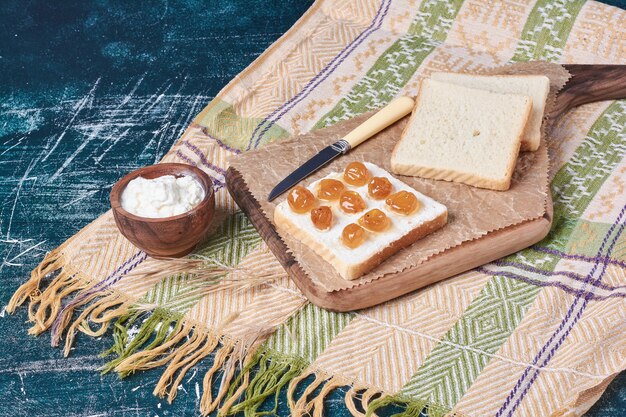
[266,96,415,202]
[267,139,350,201]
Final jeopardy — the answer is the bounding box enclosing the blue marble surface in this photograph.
[0,1,624,416]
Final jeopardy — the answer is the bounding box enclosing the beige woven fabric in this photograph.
[9,1,626,416]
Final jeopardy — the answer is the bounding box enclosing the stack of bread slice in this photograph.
[391,73,550,191]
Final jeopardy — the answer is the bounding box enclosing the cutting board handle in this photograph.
[552,64,626,118]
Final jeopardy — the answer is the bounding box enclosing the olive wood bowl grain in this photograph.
[110,163,216,258]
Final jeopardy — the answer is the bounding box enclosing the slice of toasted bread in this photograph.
[274,162,447,280]
[431,72,549,151]
[391,78,532,191]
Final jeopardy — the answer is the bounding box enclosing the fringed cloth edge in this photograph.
[7,249,461,417]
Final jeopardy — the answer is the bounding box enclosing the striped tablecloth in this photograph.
[9,1,626,416]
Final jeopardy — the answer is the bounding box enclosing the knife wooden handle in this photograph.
[342,96,415,149]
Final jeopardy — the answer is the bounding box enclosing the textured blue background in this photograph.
[0,1,624,416]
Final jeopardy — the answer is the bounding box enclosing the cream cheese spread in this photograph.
[274,162,447,264]
[121,175,205,218]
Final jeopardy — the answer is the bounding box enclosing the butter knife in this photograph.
[268,96,415,201]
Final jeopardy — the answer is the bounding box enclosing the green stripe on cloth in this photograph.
[142,211,262,313]
[611,234,626,261]
[400,276,541,407]
[395,99,626,411]
[552,101,626,218]
[101,211,263,372]
[511,0,586,62]
[521,220,611,263]
[548,100,626,250]
[265,303,355,363]
[198,211,264,265]
[314,0,465,129]
[195,100,289,150]
[217,304,355,416]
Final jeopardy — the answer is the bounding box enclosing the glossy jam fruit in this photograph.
[311,206,332,231]
[339,190,366,214]
[343,162,371,186]
[368,177,392,200]
[318,179,345,201]
[342,223,366,249]
[287,186,316,214]
[358,209,390,232]
[386,190,420,215]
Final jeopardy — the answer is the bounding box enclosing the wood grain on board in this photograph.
[227,64,626,312]
[227,168,552,311]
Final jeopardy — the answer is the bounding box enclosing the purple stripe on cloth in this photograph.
[176,150,197,166]
[174,150,225,190]
[51,251,148,340]
[477,267,626,301]
[181,140,228,175]
[489,261,626,291]
[530,245,626,270]
[200,127,242,154]
[246,0,393,151]
[497,204,626,417]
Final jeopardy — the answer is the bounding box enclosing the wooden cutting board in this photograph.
[226,64,626,312]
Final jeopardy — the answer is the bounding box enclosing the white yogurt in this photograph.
[121,175,205,218]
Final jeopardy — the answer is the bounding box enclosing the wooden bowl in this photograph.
[110,163,216,258]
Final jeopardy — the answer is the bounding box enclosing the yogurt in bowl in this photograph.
[121,175,205,218]
[110,163,216,258]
